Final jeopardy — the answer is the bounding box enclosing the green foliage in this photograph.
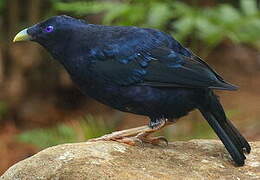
[54,1,148,26]
[79,114,117,139]
[17,114,118,149]
[17,124,77,149]
[52,0,260,52]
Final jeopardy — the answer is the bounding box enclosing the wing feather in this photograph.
[89,27,237,90]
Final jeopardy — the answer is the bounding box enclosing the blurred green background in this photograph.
[0,0,260,174]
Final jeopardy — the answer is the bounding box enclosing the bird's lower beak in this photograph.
[13,28,32,42]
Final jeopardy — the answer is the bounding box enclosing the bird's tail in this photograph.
[197,91,251,166]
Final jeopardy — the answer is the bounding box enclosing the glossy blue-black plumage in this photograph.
[25,15,250,166]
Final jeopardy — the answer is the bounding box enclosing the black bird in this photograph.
[13,15,250,166]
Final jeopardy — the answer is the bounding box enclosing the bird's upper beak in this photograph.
[13,28,32,42]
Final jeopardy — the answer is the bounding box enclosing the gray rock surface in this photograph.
[1,140,259,180]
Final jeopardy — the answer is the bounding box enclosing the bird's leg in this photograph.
[134,118,170,146]
[88,118,174,146]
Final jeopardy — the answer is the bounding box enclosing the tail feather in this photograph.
[198,91,250,166]
[225,118,251,153]
[208,95,251,154]
[199,110,246,166]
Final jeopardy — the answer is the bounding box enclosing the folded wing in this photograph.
[89,28,237,91]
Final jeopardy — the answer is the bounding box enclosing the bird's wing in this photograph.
[90,45,237,90]
[144,28,227,82]
[88,27,237,90]
[139,47,237,90]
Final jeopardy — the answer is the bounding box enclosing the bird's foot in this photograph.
[88,125,149,145]
[89,136,140,146]
[89,131,168,146]
[88,118,172,146]
[136,132,168,146]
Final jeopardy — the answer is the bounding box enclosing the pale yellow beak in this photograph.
[13,28,32,42]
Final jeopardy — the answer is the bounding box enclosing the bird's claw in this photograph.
[149,136,169,146]
[114,136,143,146]
[88,122,171,147]
[137,135,168,147]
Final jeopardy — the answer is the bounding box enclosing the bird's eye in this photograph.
[44,25,54,33]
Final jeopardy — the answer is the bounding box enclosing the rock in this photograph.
[1,140,260,180]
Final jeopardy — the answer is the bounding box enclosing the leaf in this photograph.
[217,4,241,24]
[236,18,260,43]
[102,4,129,25]
[240,0,258,16]
[173,16,195,41]
[147,2,172,28]
[195,17,223,46]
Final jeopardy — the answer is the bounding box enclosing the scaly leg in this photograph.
[88,118,174,146]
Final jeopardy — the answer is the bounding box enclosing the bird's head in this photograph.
[13,15,87,59]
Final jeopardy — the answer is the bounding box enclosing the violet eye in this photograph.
[44,25,54,33]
